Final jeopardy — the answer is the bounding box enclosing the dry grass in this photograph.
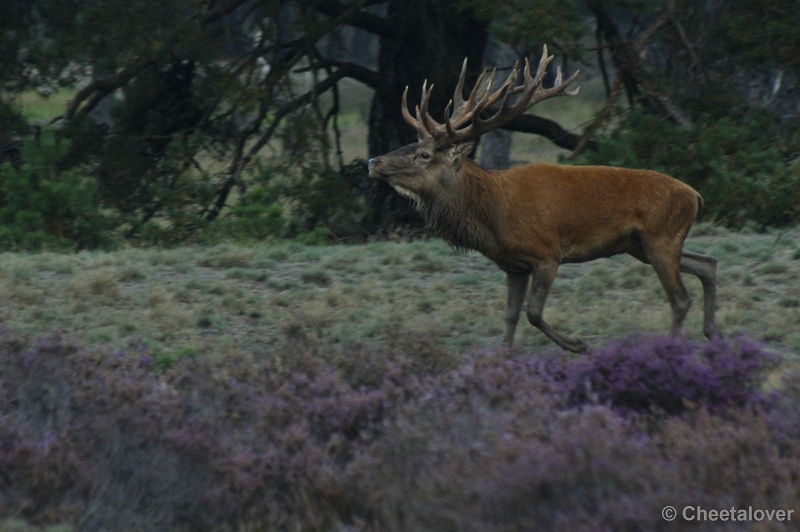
[0,225,798,363]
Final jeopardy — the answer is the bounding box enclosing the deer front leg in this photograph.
[504,272,531,345]
[526,262,587,353]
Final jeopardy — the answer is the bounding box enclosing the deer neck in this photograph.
[418,159,500,253]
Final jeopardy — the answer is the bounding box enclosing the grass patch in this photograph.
[300,269,332,286]
[0,230,796,358]
[759,261,789,275]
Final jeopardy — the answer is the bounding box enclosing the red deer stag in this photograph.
[368,45,719,353]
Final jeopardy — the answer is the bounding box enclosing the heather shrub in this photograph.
[0,331,796,531]
[563,335,779,414]
[765,370,800,452]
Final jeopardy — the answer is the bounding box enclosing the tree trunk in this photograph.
[364,0,489,231]
[479,39,515,171]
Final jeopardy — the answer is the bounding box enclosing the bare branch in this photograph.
[206,64,362,221]
[670,17,707,84]
[305,60,399,99]
[634,13,670,50]
[588,1,692,129]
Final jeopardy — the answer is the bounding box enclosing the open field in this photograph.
[1,224,798,364]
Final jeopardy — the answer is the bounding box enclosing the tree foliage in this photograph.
[1,0,799,250]
[0,134,115,251]
[461,0,587,59]
[717,0,800,69]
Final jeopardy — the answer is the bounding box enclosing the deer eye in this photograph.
[417,152,430,160]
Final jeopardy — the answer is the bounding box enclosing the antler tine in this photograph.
[471,80,516,136]
[533,45,553,88]
[401,86,430,139]
[448,65,513,131]
[468,60,529,135]
[473,78,513,126]
[444,99,456,138]
[443,46,580,146]
[523,43,581,106]
[531,68,581,103]
[443,66,488,131]
[426,44,581,147]
[453,58,468,111]
[479,63,518,111]
[463,69,487,114]
[415,80,427,126]
[480,68,498,101]
[418,80,443,135]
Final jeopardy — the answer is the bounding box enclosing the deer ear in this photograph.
[446,141,475,162]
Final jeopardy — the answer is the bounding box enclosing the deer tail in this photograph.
[695,192,704,216]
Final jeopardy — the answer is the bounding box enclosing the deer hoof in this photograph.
[563,338,588,354]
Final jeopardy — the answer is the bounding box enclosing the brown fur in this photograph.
[369,139,720,352]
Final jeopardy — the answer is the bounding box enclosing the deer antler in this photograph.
[402,45,580,146]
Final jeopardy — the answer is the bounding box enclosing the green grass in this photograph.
[14,89,77,121]
[1,227,798,360]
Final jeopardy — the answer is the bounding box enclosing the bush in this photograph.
[200,185,286,244]
[562,335,778,414]
[573,110,800,228]
[0,332,795,531]
[0,134,117,251]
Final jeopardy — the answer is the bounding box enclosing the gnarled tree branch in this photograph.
[502,114,594,152]
[62,59,153,121]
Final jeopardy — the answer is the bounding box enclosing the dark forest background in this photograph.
[1,0,799,250]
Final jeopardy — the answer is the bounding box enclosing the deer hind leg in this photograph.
[680,250,720,339]
[641,240,693,336]
[526,262,587,353]
[504,272,531,346]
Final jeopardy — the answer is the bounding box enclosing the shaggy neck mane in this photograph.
[418,158,500,253]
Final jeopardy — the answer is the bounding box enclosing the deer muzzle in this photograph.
[368,157,387,180]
